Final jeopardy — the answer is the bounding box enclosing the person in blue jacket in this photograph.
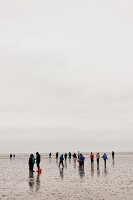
[102,153,108,167]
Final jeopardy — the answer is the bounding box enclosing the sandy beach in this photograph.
[0,153,133,200]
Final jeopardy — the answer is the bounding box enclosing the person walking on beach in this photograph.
[64,153,67,160]
[36,152,41,172]
[69,152,71,159]
[56,152,59,159]
[90,152,94,165]
[96,152,100,166]
[112,151,115,159]
[29,154,35,172]
[102,153,108,167]
[10,154,12,159]
[59,154,64,168]
[73,153,77,160]
[79,153,85,168]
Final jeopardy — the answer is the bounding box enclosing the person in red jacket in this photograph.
[90,152,94,165]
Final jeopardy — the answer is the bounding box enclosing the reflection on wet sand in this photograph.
[97,165,100,177]
[73,159,76,169]
[104,165,108,176]
[69,158,71,165]
[78,166,85,178]
[91,164,94,177]
[36,173,41,191]
[65,160,67,169]
[59,167,64,179]
[56,158,58,165]
[29,172,41,191]
[29,172,35,190]
[49,157,51,164]
[112,158,115,166]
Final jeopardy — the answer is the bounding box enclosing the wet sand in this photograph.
[0,153,133,200]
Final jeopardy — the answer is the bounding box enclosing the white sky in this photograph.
[0,0,133,153]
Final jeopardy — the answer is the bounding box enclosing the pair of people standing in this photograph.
[29,152,41,173]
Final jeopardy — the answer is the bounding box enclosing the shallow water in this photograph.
[0,153,133,200]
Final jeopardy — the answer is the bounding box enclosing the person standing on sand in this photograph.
[10,154,12,159]
[102,153,108,167]
[49,152,51,158]
[29,154,35,172]
[36,152,41,172]
[96,152,100,165]
[64,153,67,160]
[112,151,115,159]
[90,152,94,165]
[79,153,85,168]
[68,152,71,159]
[59,154,64,168]
[56,152,59,159]
[73,153,77,160]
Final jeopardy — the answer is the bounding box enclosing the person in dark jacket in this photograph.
[68,152,71,159]
[29,154,35,172]
[36,152,41,171]
[73,153,77,159]
[59,154,64,168]
[64,153,67,160]
[112,151,115,159]
[56,152,59,159]
[49,152,51,158]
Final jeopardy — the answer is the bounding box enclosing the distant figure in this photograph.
[29,154,35,172]
[64,153,67,160]
[96,152,100,165]
[49,152,51,158]
[90,152,94,165]
[112,151,115,159]
[73,153,77,160]
[102,153,108,167]
[79,153,85,168]
[36,152,41,172]
[13,154,15,158]
[68,152,71,159]
[59,154,64,168]
[10,154,12,159]
[56,152,59,159]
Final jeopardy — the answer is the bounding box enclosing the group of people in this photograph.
[10,154,15,159]
[28,151,115,172]
[57,151,115,169]
[28,152,41,173]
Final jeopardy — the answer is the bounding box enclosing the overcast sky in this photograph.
[0,0,133,153]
